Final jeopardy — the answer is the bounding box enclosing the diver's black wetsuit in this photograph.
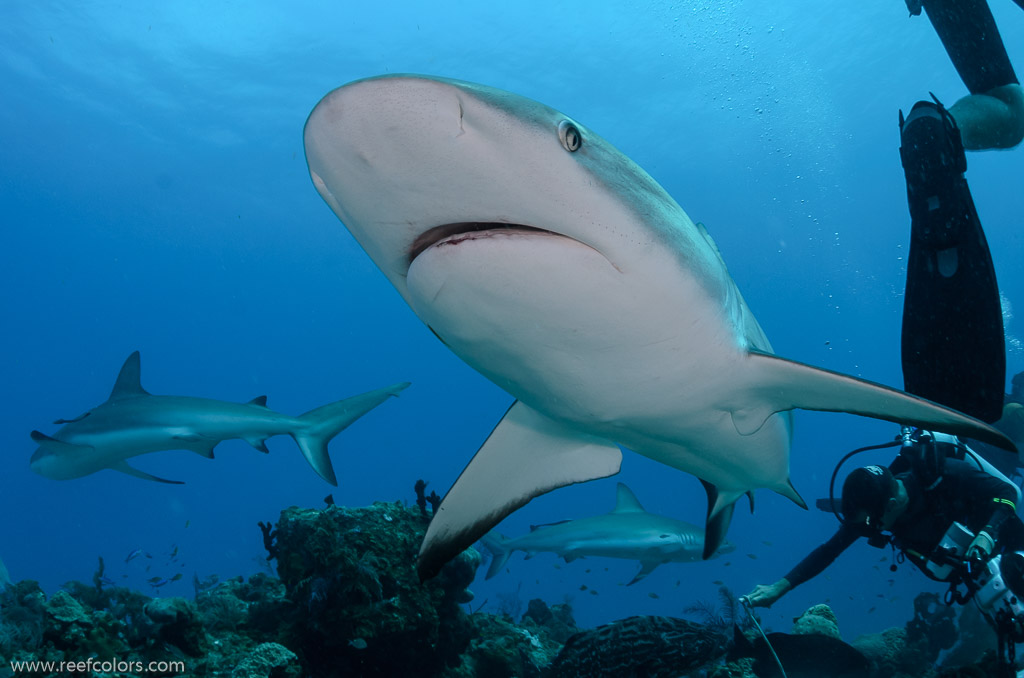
[899,0,1020,423]
[784,459,1023,588]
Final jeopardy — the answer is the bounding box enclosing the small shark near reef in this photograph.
[30,352,409,484]
[303,74,1015,580]
[480,483,734,585]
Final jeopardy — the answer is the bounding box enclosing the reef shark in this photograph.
[302,74,1014,580]
[30,351,409,484]
[480,483,734,585]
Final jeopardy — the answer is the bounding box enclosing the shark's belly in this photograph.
[406,229,791,492]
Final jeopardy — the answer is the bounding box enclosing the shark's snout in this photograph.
[29,445,66,480]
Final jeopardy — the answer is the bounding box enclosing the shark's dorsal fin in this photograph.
[248,396,269,407]
[110,460,183,485]
[613,483,645,513]
[416,400,622,581]
[30,430,93,455]
[108,351,149,402]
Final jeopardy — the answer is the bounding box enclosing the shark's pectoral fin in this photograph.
[53,413,89,425]
[628,560,663,586]
[416,400,622,581]
[244,437,270,453]
[563,550,584,563]
[111,461,183,485]
[172,434,218,459]
[30,430,94,455]
[730,406,774,436]
[744,350,1016,451]
[701,480,746,560]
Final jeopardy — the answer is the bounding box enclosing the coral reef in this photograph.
[231,642,302,678]
[271,501,481,677]
[791,603,840,639]
[0,500,563,677]
[1,497,1013,677]
[544,615,728,677]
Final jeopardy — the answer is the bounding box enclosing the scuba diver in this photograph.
[744,1,1024,673]
[744,431,1024,612]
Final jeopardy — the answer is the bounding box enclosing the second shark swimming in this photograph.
[480,483,734,586]
[29,352,409,484]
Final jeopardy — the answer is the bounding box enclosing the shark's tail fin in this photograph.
[479,533,512,580]
[292,382,410,485]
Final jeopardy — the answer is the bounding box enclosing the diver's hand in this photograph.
[744,579,792,608]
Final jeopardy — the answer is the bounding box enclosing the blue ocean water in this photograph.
[1,0,1022,646]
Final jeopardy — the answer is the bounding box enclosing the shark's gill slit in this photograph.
[408,222,556,263]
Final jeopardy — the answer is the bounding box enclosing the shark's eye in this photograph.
[558,120,582,152]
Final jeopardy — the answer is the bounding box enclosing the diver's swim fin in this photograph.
[899,99,1005,423]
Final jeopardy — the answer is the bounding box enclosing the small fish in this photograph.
[170,573,183,582]
[324,494,335,507]
[868,607,876,614]
[349,638,368,650]
[746,554,757,560]
[125,549,143,563]
[723,562,731,567]
[579,584,588,591]
[590,589,598,595]
[185,520,190,528]
[148,577,169,587]
[169,545,179,559]
[713,580,725,586]
[761,540,773,546]
[648,592,659,599]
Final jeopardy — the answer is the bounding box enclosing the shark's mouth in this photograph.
[408,222,565,264]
